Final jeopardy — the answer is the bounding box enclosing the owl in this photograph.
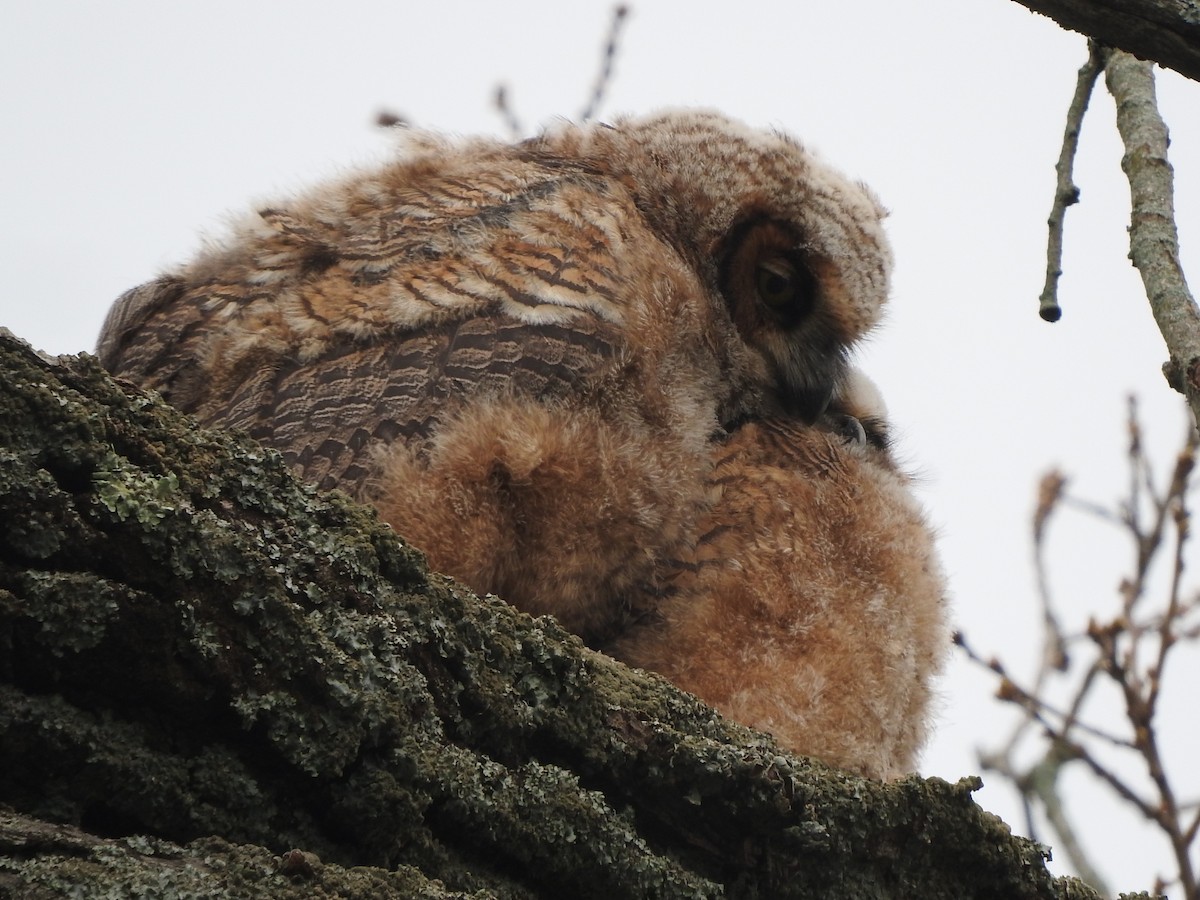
[97,109,948,778]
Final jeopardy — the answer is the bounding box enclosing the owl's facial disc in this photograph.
[720,219,849,421]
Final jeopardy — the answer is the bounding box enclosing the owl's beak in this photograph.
[775,378,834,424]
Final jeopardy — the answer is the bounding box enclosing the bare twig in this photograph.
[1187,807,1200,846]
[1028,743,1114,896]
[1094,610,1198,898]
[1033,471,1070,672]
[962,401,1199,898]
[1059,731,1156,819]
[492,4,630,139]
[1104,50,1200,431]
[578,5,630,122]
[493,84,524,141]
[1149,437,1197,716]
[1040,41,1107,322]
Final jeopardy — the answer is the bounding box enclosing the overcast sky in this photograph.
[3,1,1198,890]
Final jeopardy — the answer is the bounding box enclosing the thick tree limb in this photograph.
[1009,0,1200,84]
[1104,51,1200,428]
[0,331,1135,898]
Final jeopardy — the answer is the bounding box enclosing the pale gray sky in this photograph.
[3,1,1198,889]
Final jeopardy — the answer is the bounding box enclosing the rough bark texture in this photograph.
[0,330,1132,898]
[1008,0,1200,83]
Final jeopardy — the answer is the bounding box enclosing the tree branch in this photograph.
[1008,0,1200,84]
[1104,50,1200,429]
[1039,42,1106,322]
[0,331,1123,898]
[963,399,1197,899]
[578,5,630,122]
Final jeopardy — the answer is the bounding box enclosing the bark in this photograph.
[1008,0,1200,83]
[0,331,1136,898]
[1104,49,1200,430]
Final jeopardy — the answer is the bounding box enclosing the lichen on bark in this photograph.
[0,331,1141,898]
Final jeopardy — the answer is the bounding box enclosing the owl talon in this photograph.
[831,414,867,446]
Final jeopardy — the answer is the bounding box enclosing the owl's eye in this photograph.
[718,221,817,330]
[753,256,816,324]
[755,259,800,308]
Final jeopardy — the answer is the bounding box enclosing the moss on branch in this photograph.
[0,331,1133,898]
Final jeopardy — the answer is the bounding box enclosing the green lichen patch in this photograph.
[0,807,487,899]
[0,332,1128,899]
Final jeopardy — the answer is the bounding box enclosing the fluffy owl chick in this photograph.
[96,109,892,465]
[609,371,948,779]
[95,110,898,648]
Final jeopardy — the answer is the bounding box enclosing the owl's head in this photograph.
[542,109,892,422]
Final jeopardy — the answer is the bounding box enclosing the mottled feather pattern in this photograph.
[98,109,947,779]
[234,318,623,491]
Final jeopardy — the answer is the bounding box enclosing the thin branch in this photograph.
[1064,733,1158,819]
[1149,436,1198,714]
[1104,49,1200,430]
[1059,495,1124,524]
[964,401,1200,897]
[578,5,630,122]
[1118,441,1199,900]
[1027,744,1113,897]
[493,4,630,138]
[493,84,524,141]
[1128,395,1147,539]
[1123,398,1174,613]
[1040,41,1107,322]
[957,633,1131,748]
[1009,666,1133,749]
[1033,470,1069,673]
